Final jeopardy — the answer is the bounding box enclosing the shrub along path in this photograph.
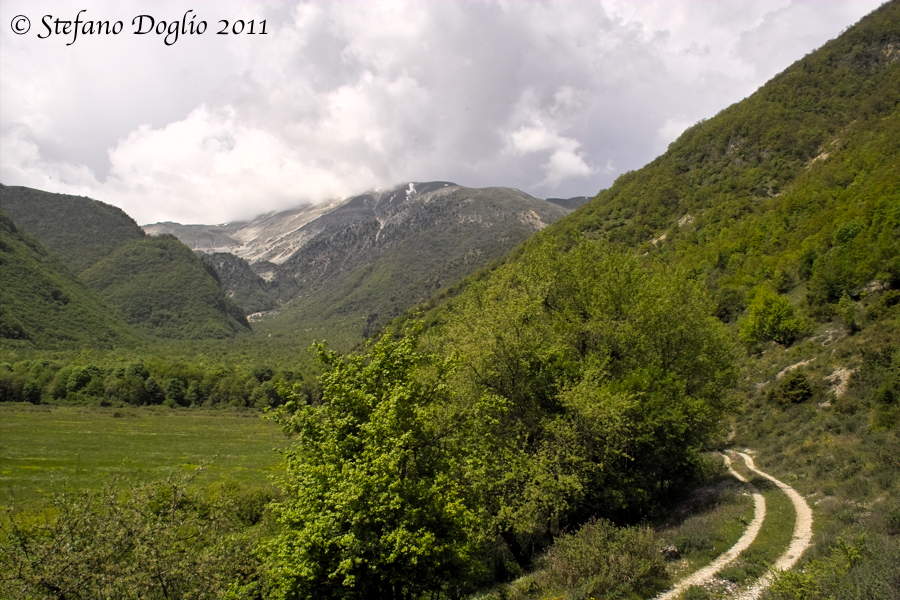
[654,451,813,600]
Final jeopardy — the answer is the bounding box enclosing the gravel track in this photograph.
[732,451,814,600]
[654,453,766,600]
[653,451,813,600]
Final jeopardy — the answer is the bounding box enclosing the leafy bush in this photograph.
[738,286,808,346]
[768,371,815,405]
[533,518,668,599]
[837,293,862,333]
[438,238,738,528]
[0,481,265,600]
[265,336,488,600]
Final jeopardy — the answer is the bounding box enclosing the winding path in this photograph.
[654,453,766,600]
[654,451,813,600]
[732,451,814,600]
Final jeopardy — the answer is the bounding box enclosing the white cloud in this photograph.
[102,105,381,223]
[508,122,593,185]
[0,128,101,195]
[0,0,884,223]
[544,149,592,185]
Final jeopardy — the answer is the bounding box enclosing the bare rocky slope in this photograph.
[144,198,344,266]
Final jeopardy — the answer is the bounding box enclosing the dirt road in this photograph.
[654,451,813,600]
[654,453,766,600]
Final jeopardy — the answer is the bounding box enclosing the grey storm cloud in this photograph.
[0,0,884,224]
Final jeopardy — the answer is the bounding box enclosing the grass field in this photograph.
[0,403,288,509]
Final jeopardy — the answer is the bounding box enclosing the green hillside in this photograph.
[82,235,249,339]
[0,185,145,274]
[421,0,898,347]
[547,2,899,313]
[0,212,135,350]
[0,186,249,342]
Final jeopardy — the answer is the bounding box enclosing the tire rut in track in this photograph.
[731,451,813,600]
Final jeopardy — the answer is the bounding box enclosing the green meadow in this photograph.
[0,404,287,508]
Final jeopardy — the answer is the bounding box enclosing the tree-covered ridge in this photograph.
[562,0,898,242]
[544,0,899,319]
[0,212,135,348]
[0,185,145,274]
[401,0,899,349]
[0,186,250,342]
[82,235,249,339]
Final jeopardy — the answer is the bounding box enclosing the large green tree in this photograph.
[433,238,738,542]
[265,337,487,600]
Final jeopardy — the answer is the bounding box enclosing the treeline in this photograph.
[0,357,316,409]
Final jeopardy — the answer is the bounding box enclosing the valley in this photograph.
[0,2,898,599]
[145,182,575,350]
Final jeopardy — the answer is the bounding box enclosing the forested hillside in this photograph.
[0,184,145,273]
[548,2,898,313]
[0,212,135,349]
[81,235,248,339]
[0,185,248,340]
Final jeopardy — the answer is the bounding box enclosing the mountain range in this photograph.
[143,181,576,347]
[1,181,579,349]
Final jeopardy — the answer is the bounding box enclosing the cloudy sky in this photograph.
[0,0,883,224]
